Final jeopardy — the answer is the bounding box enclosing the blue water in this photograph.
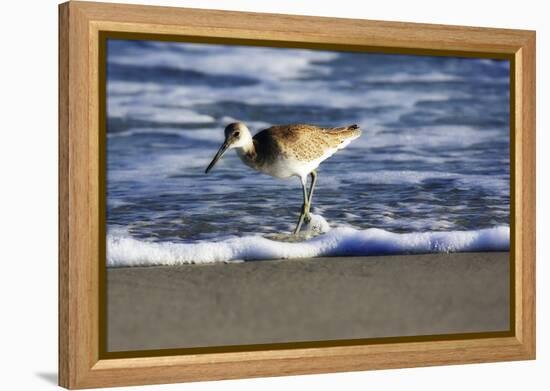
[106,39,510,248]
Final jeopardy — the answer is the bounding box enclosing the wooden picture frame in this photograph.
[59,1,536,388]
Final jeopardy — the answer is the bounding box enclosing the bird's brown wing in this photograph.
[255,124,360,162]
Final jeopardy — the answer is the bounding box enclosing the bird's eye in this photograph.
[234,131,240,137]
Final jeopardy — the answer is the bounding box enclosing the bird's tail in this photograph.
[326,124,362,150]
[330,124,362,140]
[345,124,361,136]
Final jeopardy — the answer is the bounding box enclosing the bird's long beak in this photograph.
[205,140,229,173]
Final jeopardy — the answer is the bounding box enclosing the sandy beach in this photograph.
[107,252,509,352]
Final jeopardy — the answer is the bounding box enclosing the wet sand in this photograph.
[107,252,510,352]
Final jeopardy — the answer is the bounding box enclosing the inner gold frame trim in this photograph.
[59,1,535,389]
[97,30,515,358]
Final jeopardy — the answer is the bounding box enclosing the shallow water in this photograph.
[106,39,510,258]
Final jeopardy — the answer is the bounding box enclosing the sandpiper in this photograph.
[205,122,362,234]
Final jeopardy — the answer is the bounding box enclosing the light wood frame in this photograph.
[59,1,536,389]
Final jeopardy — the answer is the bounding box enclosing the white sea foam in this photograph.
[107,225,509,267]
[363,72,461,83]
[109,43,337,81]
[302,214,331,235]
[353,126,504,151]
[108,104,215,124]
[108,77,455,114]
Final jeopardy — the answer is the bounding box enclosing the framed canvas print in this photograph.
[58,1,536,389]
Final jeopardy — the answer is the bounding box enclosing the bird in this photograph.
[205,122,362,234]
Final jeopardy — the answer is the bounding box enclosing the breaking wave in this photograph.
[107,226,509,267]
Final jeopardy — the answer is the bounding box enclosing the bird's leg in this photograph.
[293,177,310,235]
[307,170,318,214]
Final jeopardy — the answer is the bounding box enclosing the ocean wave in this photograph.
[363,72,461,83]
[107,105,215,124]
[362,71,508,85]
[107,226,509,267]
[108,78,453,113]
[108,41,337,81]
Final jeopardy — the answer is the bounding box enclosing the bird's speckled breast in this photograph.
[237,146,296,179]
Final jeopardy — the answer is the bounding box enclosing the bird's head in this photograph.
[205,122,252,174]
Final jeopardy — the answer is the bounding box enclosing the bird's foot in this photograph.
[293,214,312,236]
[293,213,330,238]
